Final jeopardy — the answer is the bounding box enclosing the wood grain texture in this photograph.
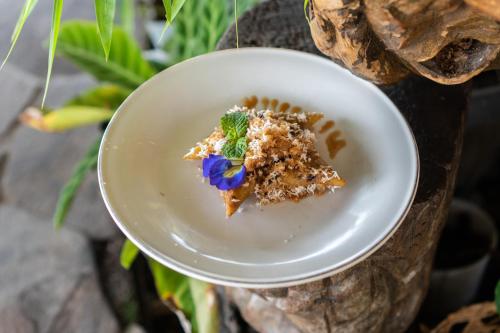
[309,0,500,85]
[218,0,467,332]
[464,0,500,21]
[431,302,500,332]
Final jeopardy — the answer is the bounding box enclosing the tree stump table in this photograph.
[216,0,468,332]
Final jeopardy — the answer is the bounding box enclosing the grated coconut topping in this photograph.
[184,106,345,208]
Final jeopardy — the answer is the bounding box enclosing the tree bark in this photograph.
[309,0,500,85]
[217,0,467,332]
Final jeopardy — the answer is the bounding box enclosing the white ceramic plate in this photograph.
[99,48,419,288]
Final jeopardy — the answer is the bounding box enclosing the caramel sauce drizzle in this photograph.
[261,97,270,109]
[242,95,258,109]
[319,120,335,133]
[241,96,346,159]
[279,102,290,112]
[270,99,279,111]
[326,131,347,160]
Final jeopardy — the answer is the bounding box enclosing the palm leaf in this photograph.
[172,0,187,19]
[66,84,131,110]
[164,0,259,65]
[164,0,227,64]
[95,0,117,60]
[20,106,113,133]
[53,137,101,228]
[56,21,155,89]
[159,0,187,41]
[162,0,173,22]
[41,0,64,107]
[0,0,39,71]
[119,0,135,36]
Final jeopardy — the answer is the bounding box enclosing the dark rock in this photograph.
[0,205,119,333]
[0,65,40,139]
[98,237,138,325]
[2,74,118,240]
[37,74,95,107]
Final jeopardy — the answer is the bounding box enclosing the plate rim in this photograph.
[98,47,420,288]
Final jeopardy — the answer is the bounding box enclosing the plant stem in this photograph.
[234,0,238,48]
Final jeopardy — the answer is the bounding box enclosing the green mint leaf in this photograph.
[221,111,248,140]
[222,137,247,160]
[235,113,249,138]
[235,136,247,156]
[220,111,248,159]
[222,141,237,159]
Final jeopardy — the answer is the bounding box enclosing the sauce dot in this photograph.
[261,97,270,109]
[325,130,347,159]
[319,120,335,133]
[243,95,258,108]
[270,99,279,111]
[279,102,290,112]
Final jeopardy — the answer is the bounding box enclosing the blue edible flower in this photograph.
[202,154,246,190]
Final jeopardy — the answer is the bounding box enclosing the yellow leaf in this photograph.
[20,106,114,132]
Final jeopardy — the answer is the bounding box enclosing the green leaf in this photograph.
[159,0,187,41]
[163,0,227,64]
[53,137,101,228]
[496,280,500,315]
[56,21,156,89]
[221,141,235,157]
[222,138,247,160]
[20,106,114,133]
[234,0,260,15]
[162,0,258,64]
[220,111,248,139]
[120,239,140,269]
[119,0,135,36]
[0,0,39,71]
[41,0,64,108]
[189,279,219,333]
[172,0,187,18]
[162,0,172,22]
[220,111,248,159]
[66,84,131,110]
[95,0,117,60]
[304,0,310,22]
[148,259,219,333]
[235,136,247,154]
[234,0,238,48]
[148,260,195,317]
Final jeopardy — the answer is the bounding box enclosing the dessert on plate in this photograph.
[184,105,345,216]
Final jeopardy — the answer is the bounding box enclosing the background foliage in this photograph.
[5,1,259,332]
